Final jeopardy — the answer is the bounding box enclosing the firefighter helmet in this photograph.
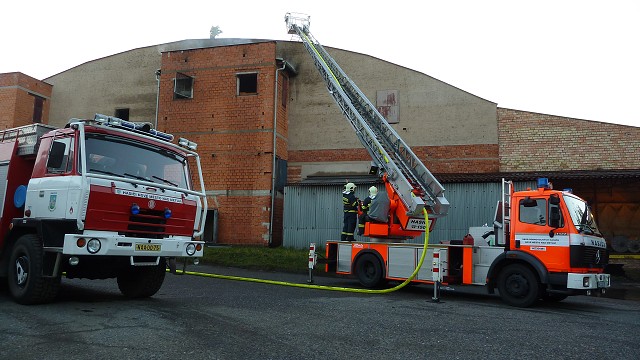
[369,186,378,198]
[344,182,356,192]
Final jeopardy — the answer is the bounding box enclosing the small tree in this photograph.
[210,26,222,39]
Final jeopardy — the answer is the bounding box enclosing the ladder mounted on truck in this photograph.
[285,13,449,225]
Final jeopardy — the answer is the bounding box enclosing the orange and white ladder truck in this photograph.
[0,115,207,304]
[286,13,610,307]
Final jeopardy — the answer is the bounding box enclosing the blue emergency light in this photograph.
[537,178,550,189]
[93,114,174,142]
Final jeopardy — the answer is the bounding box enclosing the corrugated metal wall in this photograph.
[283,181,536,249]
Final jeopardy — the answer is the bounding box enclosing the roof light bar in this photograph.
[93,114,174,142]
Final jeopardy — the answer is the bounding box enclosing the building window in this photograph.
[115,108,130,120]
[237,72,258,95]
[174,73,194,99]
[31,94,45,123]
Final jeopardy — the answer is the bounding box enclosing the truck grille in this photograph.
[570,245,608,268]
[124,209,167,238]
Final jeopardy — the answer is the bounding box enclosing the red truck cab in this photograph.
[0,115,207,304]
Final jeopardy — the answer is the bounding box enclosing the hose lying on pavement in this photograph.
[174,210,430,294]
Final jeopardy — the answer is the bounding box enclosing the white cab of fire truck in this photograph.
[6,114,207,304]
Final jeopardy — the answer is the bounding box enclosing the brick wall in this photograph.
[157,42,288,245]
[498,108,640,172]
[287,144,499,182]
[0,72,52,129]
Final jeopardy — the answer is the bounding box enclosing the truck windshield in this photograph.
[84,134,189,189]
[563,194,601,236]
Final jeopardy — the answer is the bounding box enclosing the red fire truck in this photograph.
[0,114,207,304]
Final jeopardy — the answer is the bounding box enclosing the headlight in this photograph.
[186,243,196,256]
[87,238,102,254]
[583,277,590,287]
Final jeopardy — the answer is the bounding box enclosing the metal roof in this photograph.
[295,170,640,186]
[435,170,640,183]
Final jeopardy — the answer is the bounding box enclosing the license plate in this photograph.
[135,243,161,252]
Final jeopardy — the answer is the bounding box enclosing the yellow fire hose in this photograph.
[174,210,430,294]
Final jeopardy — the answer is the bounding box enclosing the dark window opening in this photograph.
[115,108,130,120]
[281,77,288,108]
[237,73,258,95]
[31,94,44,123]
[275,157,287,193]
[174,73,194,99]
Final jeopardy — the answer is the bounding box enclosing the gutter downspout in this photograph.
[269,59,287,246]
[154,69,161,129]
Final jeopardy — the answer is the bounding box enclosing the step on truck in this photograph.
[0,114,207,304]
[286,13,610,307]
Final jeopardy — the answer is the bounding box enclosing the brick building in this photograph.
[3,38,639,250]
[0,72,52,128]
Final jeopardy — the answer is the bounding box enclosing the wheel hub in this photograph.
[506,274,529,297]
[15,256,29,287]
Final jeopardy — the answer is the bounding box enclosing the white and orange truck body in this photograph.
[326,179,610,307]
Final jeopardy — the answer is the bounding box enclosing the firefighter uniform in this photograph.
[358,196,372,235]
[342,183,358,241]
[358,186,378,236]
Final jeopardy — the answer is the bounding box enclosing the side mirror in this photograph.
[47,141,66,170]
[521,197,538,208]
[549,194,560,205]
[549,207,561,228]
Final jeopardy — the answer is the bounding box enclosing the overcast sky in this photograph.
[2,1,638,127]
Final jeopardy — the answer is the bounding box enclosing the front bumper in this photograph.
[566,273,611,290]
[62,231,204,258]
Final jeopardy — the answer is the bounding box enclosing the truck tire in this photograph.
[354,253,385,288]
[497,263,539,308]
[117,258,166,298]
[7,234,61,304]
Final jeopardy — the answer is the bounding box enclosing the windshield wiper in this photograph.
[90,168,120,177]
[575,223,595,234]
[124,172,153,182]
[152,175,178,187]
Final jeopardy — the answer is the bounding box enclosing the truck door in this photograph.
[513,196,569,272]
[26,134,78,220]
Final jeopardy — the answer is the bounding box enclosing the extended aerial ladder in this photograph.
[285,13,449,237]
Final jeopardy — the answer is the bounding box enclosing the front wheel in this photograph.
[7,234,61,304]
[497,264,539,308]
[117,258,166,298]
[354,253,385,288]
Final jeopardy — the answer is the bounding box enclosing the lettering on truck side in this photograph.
[115,188,183,203]
[587,239,606,248]
[406,218,426,231]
